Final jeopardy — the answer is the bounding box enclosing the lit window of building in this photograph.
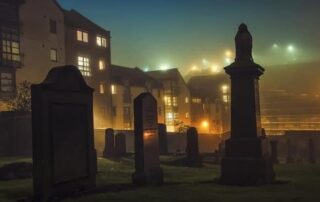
[185,112,189,119]
[99,82,105,94]
[223,95,229,103]
[221,85,229,94]
[164,96,172,106]
[185,97,189,103]
[111,84,117,95]
[173,96,178,106]
[2,40,20,62]
[1,73,13,92]
[192,97,202,103]
[99,60,105,70]
[77,30,88,42]
[50,49,57,62]
[77,56,91,77]
[96,35,107,47]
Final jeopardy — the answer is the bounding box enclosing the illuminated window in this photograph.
[185,97,189,103]
[96,35,107,47]
[173,97,178,106]
[50,49,57,62]
[77,56,91,77]
[2,40,20,62]
[99,82,105,94]
[1,73,13,92]
[185,112,189,119]
[192,98,201,104]
[77,30,88,42]
[111,84,116,95]
[164,96,172,106]
[223,95,229,103]
[221,85,229,94]
[99,60,105,70]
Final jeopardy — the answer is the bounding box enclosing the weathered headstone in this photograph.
[185,127,202,167]
[308,139,316,164]
[103,128,115,158]
[220,24,275,185]
[32,66,96,201]
[270,140,279,164]
[132,92,163,185]
[158,123,168,155]
[115,133,126,157]
[286,139,294,164]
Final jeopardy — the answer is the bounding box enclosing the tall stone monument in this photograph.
[103,128,115,158]
[220,24,275,185]
[32,66,96,201]
[115,133,127,157]
[158,123,168,155]
[185,127,202,167]
[132,92,163,185]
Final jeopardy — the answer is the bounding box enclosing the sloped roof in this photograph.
[110,65,163,88]
[63,9,110,35]
[187,74,229,100]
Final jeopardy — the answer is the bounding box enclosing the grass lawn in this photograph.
[1,156,320,202]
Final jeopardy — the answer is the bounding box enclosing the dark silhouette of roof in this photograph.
[187,74,229,100]
[63,9,110,35]
[110,65,163,88]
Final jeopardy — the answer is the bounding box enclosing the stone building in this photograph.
[0,0,24,103]
[110,65,164,130]
[147,68,191,132]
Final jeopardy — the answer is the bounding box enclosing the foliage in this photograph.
[174,120,190,133]
[7,81,31,112]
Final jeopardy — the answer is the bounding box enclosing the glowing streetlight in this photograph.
[272,44,278,48]
[201,120,209,128]
[202,59,209,66]
[287,45,295,52]
[225,58,232,65]
[225,50,232,57]
[191,65,199,71]
[211,65,220,73]
[159,64,169,71]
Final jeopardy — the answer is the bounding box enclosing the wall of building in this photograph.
[111,84,164,130]
[64,12,112,129]
[17,0,66,84]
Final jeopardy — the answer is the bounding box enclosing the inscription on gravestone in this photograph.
[132,92,163,185]
[32,66,96,201]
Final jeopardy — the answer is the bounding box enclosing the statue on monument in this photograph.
[235,23,253,62]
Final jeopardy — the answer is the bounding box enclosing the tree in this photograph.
[8,81,31,112]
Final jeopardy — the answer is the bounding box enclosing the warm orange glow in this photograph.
[201,120,209,128]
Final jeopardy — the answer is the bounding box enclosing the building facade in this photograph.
[110,65,164,130]
[64,9,112,129]
[18,0,66,84]
[147,69,191,132]
[188,74,230,134]
[0,0,24,104]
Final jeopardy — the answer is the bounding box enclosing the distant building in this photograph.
[147,69,191,132]
[64,9,112,129]
[110,65,164,130]
[0,0,25,103]
[187,74,230,134]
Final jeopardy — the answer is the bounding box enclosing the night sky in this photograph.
[59,0,320,74]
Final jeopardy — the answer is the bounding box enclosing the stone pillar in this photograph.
[115,133,126,157]
[132,92,163,185]
[158,123,168,155]
[185,127,202,167]
[103,128,115,158]
[270,140,279,164]
[220,24,275,185]
[308,139,316,164]
[286,139,294,164]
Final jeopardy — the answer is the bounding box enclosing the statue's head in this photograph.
[238,23,248,32]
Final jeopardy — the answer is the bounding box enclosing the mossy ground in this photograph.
[0,156,320,202]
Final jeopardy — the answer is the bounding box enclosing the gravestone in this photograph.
[308,139,316,164]
[132,92,163,185]
[115,133,126,157]
[158,123,168,155]
[31,66,96,201]
[220,24,275,185]
[270,140,279,164]
[286,139,294,164]
[185,127,202,167]
[103,128,115,158]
